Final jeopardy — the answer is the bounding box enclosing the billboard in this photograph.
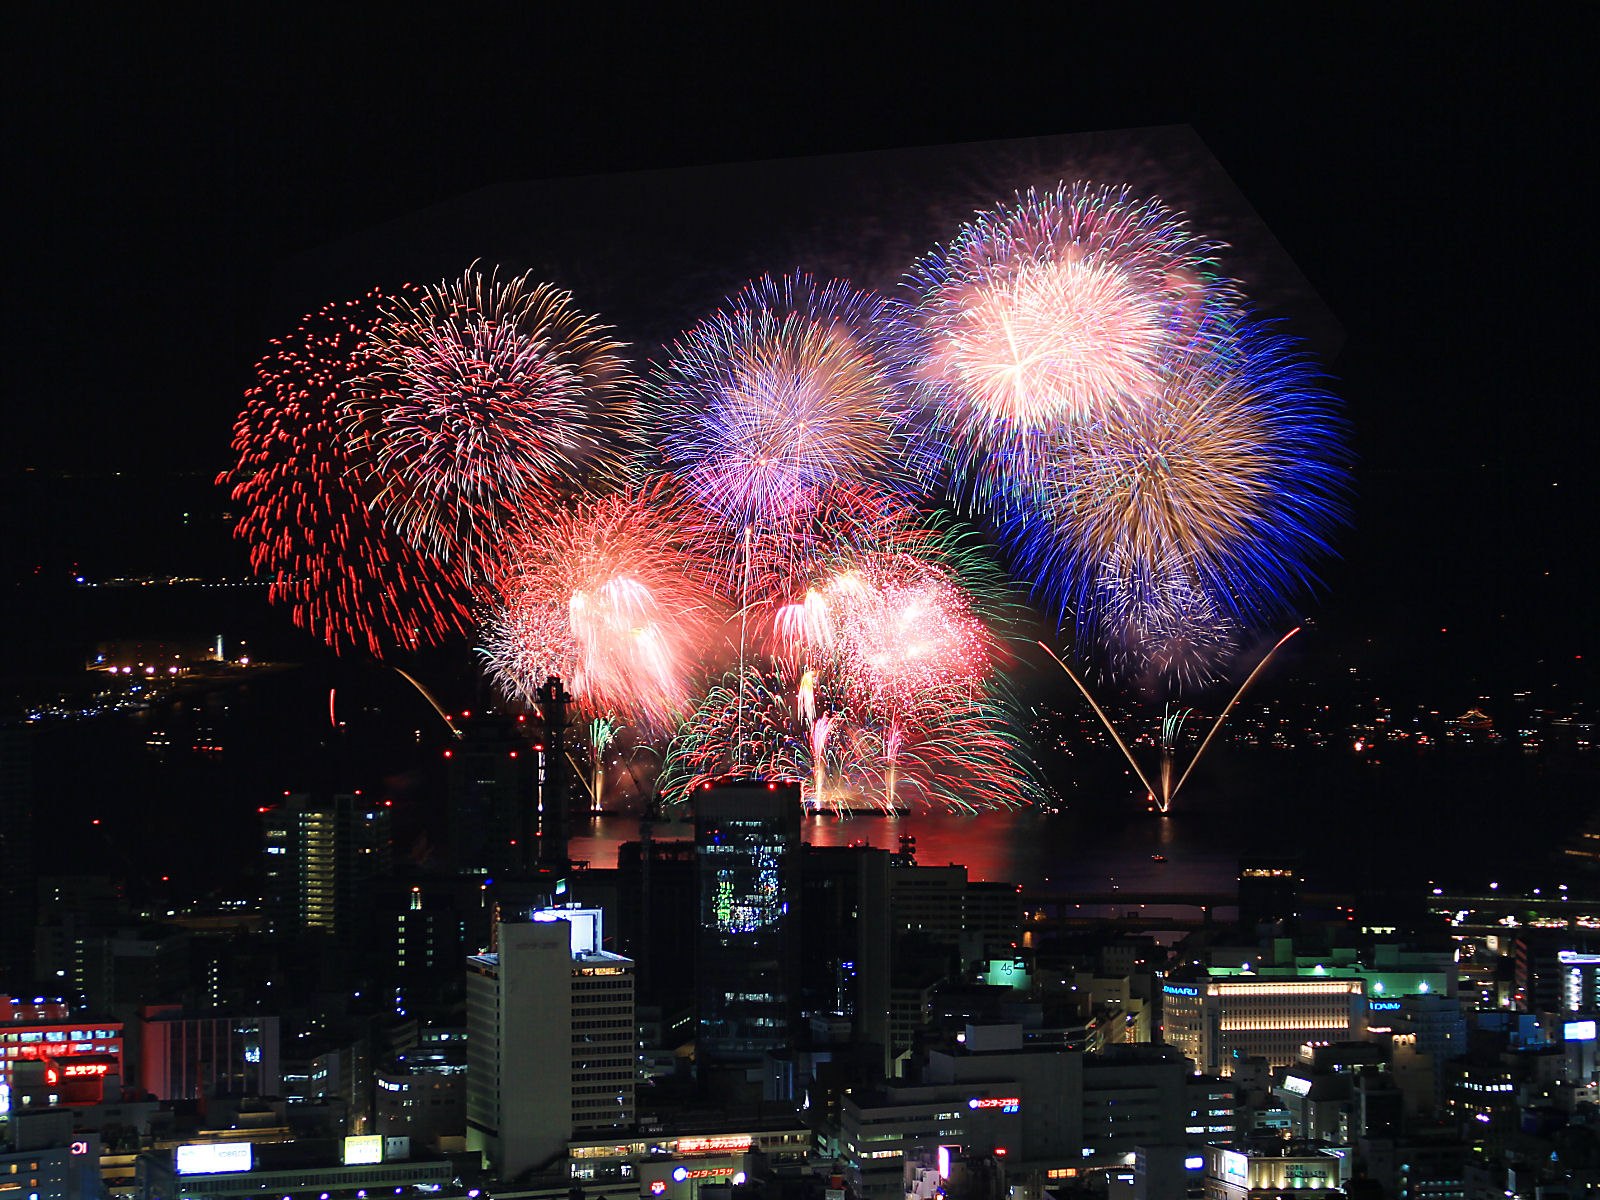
[343,1135,384,1165]
[176,1143,253,1175]
[1565,1020,1597,1042]
[1221,1150,1249,1187]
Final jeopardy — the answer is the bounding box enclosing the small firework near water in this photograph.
[479,484,720,729]
[908,182,1237,508]
[219,289,474,658]
[345,266,636,584]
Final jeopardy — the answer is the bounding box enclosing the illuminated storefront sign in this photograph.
[62,1063,109,1077]
[1183,1156,1204,1171]
[1221,1150,1248,1187]
[1560,952,1600,965]
[343,1135,384,1165]
[676,1135,752,1155]
[1565,1020,1597,1041]
[1282,1076,1312,1096]
[968,1097,1020,1112]
[1163,984,1199,997]
[1369,1000,1401,1012]
[672,1167,737,1182]
[175,1143,253,1175]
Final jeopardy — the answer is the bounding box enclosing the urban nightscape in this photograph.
[5,14,1595,1200]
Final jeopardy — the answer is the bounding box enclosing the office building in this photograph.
[138,1007,281,1101]
[800,845,891,1063]
[694,779,803,1068]
[445,713,541,876]
[379,880,467,1019]
[0,1000,123,1107]
[1162,977,1366,1074]
[260,793,391,941]
[465,912,635,1181]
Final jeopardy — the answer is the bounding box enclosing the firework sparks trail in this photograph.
[1170,626,1300,799]
[1040,627,1300,812]
[587,717,617,813]
[1092,548,1239,690]
[345,266,636,584]
[219,290,475,658]
[662,664,1036,814]
[652,273,927,527]
[769,519,1016,807]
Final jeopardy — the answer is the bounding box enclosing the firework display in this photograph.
[1000,327,1348,637]
[344,266,636,584]
[220,290,474,658]
[479,484,719,729]
[228,172,1349,817]
[908,183,1238,508]
[649,273,928,593]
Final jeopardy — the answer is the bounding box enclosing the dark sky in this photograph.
[8,10,1595,693]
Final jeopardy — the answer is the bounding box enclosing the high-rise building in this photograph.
[694,779,803,1069]
[445,715,541,876]
[1238,861,1300,928]
[465,912,635,1182]
[801,845,890,1065]
[260,793,391,941]
[376,879,468,1019]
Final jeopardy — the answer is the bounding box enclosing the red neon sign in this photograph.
[63,1063,110,1077]
[967,1097,1021,1110]
[677,1136,753,1155]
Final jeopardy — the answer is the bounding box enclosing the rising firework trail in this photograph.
[393,668,462,739]
[1036,641,1160,801]
[1039,627,1300,813]
[1170,627,1300,799]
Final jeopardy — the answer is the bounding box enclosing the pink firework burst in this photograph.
[345,266,637,584]
[480,484,720,728]
[908,182,1238,508]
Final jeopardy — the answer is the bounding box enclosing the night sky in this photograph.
[8,11,1595,697]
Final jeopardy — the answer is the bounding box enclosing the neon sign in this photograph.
[62,1063,109,1077]
[676,1135,753,1154]
[968,1097,1021,1112]
[1162,984,1199,996]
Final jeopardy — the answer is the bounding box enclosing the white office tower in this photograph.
[466,909,635,1182]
